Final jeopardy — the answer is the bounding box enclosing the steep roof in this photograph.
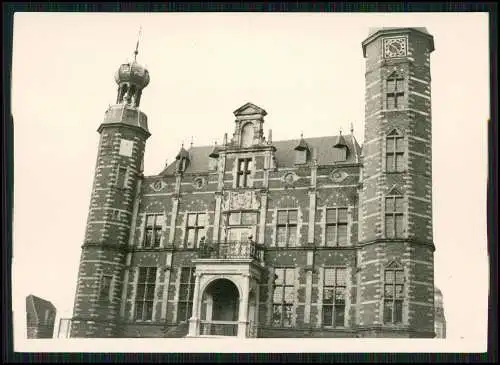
[159,134,361,176]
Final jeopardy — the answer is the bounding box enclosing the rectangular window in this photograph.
[276,210,298,247]
[236,158,252,188]
[99,275,113,302]
[177,267,196,323]
[386,77,405,109]
[185,213,206,248]
[325,208,348,246]
[295,150,307,164]
[322,268,347,327]
[383,267,404,324]
[272,268,295,328]
[117,167,127,189]
[144,214,165,248]
[135,267,157,321]
[385,197,404,238]
[386,134,404,172]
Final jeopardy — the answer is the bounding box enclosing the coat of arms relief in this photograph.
[222,190,261,211]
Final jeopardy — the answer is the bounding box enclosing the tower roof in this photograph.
[362,27,435,56]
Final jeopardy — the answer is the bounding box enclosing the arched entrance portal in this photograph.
[200,279,240,336]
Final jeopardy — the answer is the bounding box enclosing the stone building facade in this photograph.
[26,295,57,339]
[68,27,437,338]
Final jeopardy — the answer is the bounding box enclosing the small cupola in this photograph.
[332,129,349,162]
[294,133,310,164]
[175,145,191,173]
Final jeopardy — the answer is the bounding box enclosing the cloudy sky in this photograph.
[11,12,489,352]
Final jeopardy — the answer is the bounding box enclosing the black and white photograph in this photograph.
[10,11,490,353]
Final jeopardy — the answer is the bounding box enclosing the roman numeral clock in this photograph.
[383,37,407,58]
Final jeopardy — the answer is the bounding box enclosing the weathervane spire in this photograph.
[134,26,142,62]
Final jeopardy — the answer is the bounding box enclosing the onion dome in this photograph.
[114,61,150,89]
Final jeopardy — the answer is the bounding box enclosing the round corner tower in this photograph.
[69,54,151,338]
[357,27,436,338]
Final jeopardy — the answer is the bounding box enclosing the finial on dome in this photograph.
[339,127,343,136]
[350,122,354,135]
[300,131,304,139]
[134,26,142,62]
[190,136,194,148]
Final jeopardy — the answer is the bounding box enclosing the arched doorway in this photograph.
[200,279,240,336]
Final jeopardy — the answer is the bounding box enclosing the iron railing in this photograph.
[199,320,238,336]
[198,241,264,261]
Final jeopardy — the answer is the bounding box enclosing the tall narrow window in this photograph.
[185,213,206,248]
[135,267,157,321]
[276,210,298,247]
[386,74,405,109]
[117,167,127,189]
[383,264,404,324]
[272,268,295,327]
[241,123,254,147]
[325,208,349,246]
[99,275,113,302]
[177,267,196,323]
[385,196,404,238]
[386,130,404,172]
[322,268,347,327]
[236,158,252,188]
[144,214,165,248]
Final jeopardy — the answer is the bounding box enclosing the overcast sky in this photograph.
[11,12,489,352]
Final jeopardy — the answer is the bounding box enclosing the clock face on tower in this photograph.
[383,37,407,58]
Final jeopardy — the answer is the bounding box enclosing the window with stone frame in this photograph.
[185,213,207,248]
[116,166,127,189]
[236,158,252,188]
[386,73,405,109]
[322,268,347,327]
[385,195,404,238]
[226,211,258,242]
[144,214,165,248]
[386,130,405,172]
[272,267,295,327]
[325,208,348,246]
[276,209,298,247]
[134,267,157,321]
[383,263,404,324]
[98,274,113,302]
[177,267,196,323]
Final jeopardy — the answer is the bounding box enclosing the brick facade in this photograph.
[69,28,436,338]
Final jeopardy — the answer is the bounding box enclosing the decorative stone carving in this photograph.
[282,172,298,186]
[193,176,206,189]
[222,191,261,210]
[329,169,348,183]
[150,180,166,192]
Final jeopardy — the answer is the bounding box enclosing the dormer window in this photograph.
[295,150,307,164]
[294,134,310,165]
[175,146,190,173]
[241,122,254,147]
[332,133,349,162]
